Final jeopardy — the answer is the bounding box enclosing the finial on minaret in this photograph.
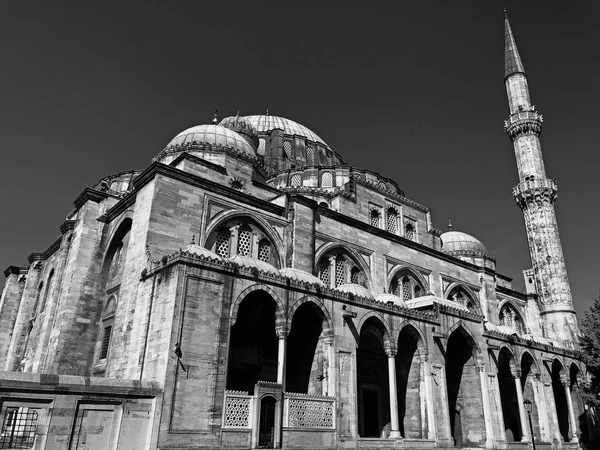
[266,109,269,116]
[191,234,196,245]
[504,12,525,79]
[448,219,453,231]
[212,109,219,124]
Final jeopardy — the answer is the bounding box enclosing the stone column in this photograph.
[325,335,336,398]
[419,350,436,439]
[532,373,550,442]
[386,347,401,438]
[476,357,495,447]
[563,379,579,443]
[512,371,531,442]
[276,326,288,389]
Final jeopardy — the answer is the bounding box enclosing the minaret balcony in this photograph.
[504,110,543,139]
[513,178,558,207]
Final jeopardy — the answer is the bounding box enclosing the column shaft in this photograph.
[277,337,286,388]
[327,342,336,397]
[564,383,579,442]
[514,377,530,442]
[387,355,401,438]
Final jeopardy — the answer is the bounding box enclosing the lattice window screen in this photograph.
[215,228,231,258]
[321,172,333,188]
[224,396,251,428]
[237,225,252,256]
[100,325,112,359]
[0,408,38,449]
[390,278,399,296]
[258,239,271,262]
[319,260,330,286]
[306,147,315,164]
[291,174,302,187]
[387,209,397,233]
[287,399,334,428]
[402,277,411,302]
[335,256,346,287]
[257,138,266,156]
[350,267,360,284]
[370,210,380,227]
[283,141,292,159]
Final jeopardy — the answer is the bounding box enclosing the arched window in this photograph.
[389,271,425,301]
[283,141,292,159]
[350,267,360,284]
[319,259,330,286]
[291,174,302,187]
[99,297,117,361]
[108,243,123,279]
[447,286,478,313]
[500,304,525,334]
[257,138,266,156]
[215,228,231,258]
[370,210,380,228]
[237,224,252,256]
[306,147,315,165]
[404,221,415,241]
[335,255,346,287]
[386,207,398,234]
[321,172,333,188]
[257,239,271,262]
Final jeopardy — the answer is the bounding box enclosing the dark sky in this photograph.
[1,1,598,317]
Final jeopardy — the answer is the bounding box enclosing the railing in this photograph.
[283,393,335,428]
[513,178,557,197]
[223,391,253,428]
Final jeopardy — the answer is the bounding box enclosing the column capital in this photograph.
[384,346,397,357]
[511,368,522,379]
[323,334,335,346]
[475,356,485,372]
[418,349,429,363]
[275,325,289,339]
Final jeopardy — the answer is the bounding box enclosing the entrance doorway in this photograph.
[258,396,276,448]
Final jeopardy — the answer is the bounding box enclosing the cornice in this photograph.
[496,285,528,301]
[73,188,109,210]
[59,220,76,234]
[27,236,62,264]
[3,266,28,278]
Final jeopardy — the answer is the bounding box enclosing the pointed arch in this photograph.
[314,242,372,288]
[356,312,392,349]
[230,284,285,327]
[393,320,427,350]
[520,350,540,375]
[445,321,481,355]
[388,266,429,293]
[288,296,333,336]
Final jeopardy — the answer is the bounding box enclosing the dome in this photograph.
[181,244,222,261]
[229,254,279,275]
[164,124,256,158]
[375,293,406,307]
[441,231,488,255]
[244,115,329,148]
[405,295,471,313]
[336,283,374,300]
[219,115,259,149]
[279,267,323,285]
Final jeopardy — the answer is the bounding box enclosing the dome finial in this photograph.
[212,109,218,124]
[266,109,269,116]
[448,218,453,231]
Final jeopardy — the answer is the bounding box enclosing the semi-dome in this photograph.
[375,293,406,307]
[244,115,329,148]
[181,243,222,261]
[336,283,374,300]
[441,231,488,255]
[229,254,279,275]
[219,115,259,149]
[279,267,323,285]
[164,124,256,158]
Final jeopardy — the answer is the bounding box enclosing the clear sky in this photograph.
[0,1,598,317]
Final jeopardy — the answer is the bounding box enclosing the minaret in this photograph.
[503,13,579,343]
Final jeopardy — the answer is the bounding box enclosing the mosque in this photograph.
[0,14,596,450]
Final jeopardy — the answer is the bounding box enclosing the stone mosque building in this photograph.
[0,15,596,450]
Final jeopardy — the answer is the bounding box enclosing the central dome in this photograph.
[244,115,329,148]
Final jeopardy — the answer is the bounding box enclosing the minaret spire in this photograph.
[503,16,579,344]
[504,12,526,79]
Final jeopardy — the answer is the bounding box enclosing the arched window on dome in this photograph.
[447,286,479,313]
[206,219,280,267]
[257,138,266,156]
[370,209,380,228]
[389,270,425,301]
[499,304,525,334]
[321,172,333,188]
[386,207,398,234]
[291,174,302,188]
[283,141,292,159]
[306,147,315,165]
[316,249,367,289]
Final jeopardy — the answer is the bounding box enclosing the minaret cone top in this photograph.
[504,12,526,79]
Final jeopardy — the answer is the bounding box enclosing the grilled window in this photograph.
[215,228,231,258]
[306,147,315,165]
[100,325,112,359]
[257,138,266,156]
[237,225,252,256]
[387,208,398,233]
[283,141,292,159]
[321,172,333,188]
[335,256,346,287]
[291,174,302,187]
[350,267,360,284]
[0,407,38,449]
[258,239,271,262]
[370,210,380,227]
[390,272,425,301]
[319,259,330,286]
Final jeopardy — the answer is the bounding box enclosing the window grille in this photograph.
[402,277,411,302]
[321,172,333,188]
[283,141,292,159]
[0,408,38,449]
[237,225,252,256]
[390,278,399,296]
[414,285,422,298]
[215,228,231,258]
[291,174,302,187]
[350,267,360,284]
[387,208,397,233]
[100,325,112,359]
[257,138,266,156]
[319,260,330,286]
[306,147,315,165]
[335,256,346,287]
[258,239,271,262]
[370,210,380,227]
[404,220,416,241]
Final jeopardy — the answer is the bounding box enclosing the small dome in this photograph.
[484,321,499,332]
[244,115,329,148]
[164,124,256,158]
[220,115,259,149]
[279,267,323,285]
[405,294,471,313]
[496,325,519,336]
[441,231,488,255]
[229,254,279,275]
[336,283,374,300]
[522,333,550,345]
[181,244,222,260]
[375,293,406,307]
